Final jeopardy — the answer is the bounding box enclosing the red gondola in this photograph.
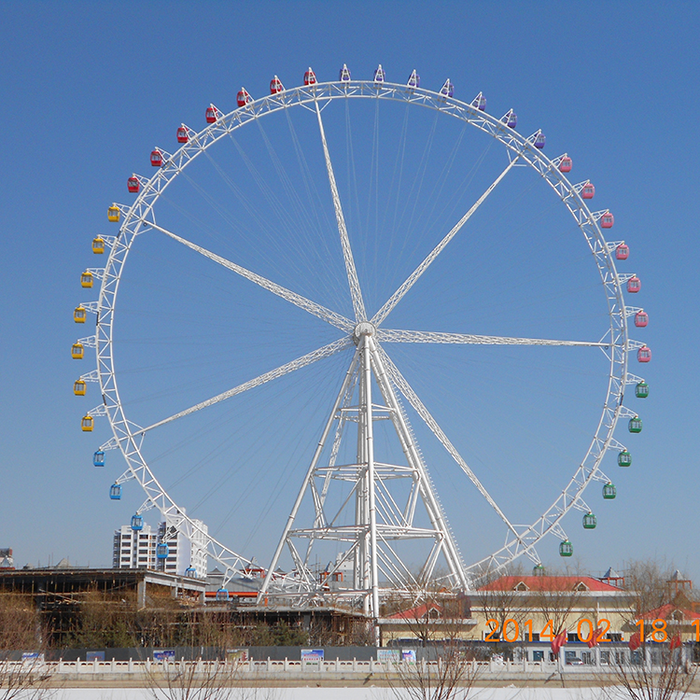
[581,183,595,199]
[637,345,651,363]
[177,125,189,143]
[127,176,140,193]
[615,243,629,260]
[600,212,614,228]
[627,276,641,293]
[150,149,163,167]
[559,156,572,173]
[634,311,649,328]
[270,75,284,94]
[304,67,317,85]
[205,104,220,123]
[237,88,252,107]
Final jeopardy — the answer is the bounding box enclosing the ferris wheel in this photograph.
[72,64,651,616]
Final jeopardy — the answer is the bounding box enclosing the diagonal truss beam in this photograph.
[259,347,362,600]
[369,336,469,590]
[136,337,352,435]
[315,101,367,322]
[372,157,518,327]
[142,219,354,333]
[378,329,611,348]
[377,345,523,545]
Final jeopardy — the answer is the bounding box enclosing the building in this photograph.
[0,567,206,647]
[113,523,157,570]
[0,548,15,569]
[379,571,636,660]
[113,515,208,578]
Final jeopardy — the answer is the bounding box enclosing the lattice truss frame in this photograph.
[75,76,645,608]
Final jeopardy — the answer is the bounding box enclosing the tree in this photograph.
[0,592,53,700]
[143,654,279,700]
[604,643,696,700]
[67,586,137,648]
[625,560,677,619]
[387,643,484,700]
[601,560,697,700]
[529,574,584,644]
[476,564,530,658]
[383,586,484,700]
[144,657,235,700]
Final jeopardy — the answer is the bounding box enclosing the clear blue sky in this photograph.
[0,1,698,582]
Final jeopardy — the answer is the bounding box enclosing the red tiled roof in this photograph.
[388,602,442,620]
[641,603,700,621]
[478,576,622,592]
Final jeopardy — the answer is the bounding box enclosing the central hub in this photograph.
[353,321,376,342]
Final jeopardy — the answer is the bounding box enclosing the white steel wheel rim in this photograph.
[88,79,640,587]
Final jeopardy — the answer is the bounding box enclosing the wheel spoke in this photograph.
[372,158,518,327]
[377,328,610,348]
[376,345,523,544]
[137,337,352,435]
[315,101,367,322]
[142,219,354,333]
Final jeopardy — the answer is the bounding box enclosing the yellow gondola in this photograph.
[92,237,105,254]
[107,205,120,222]
[71,343,84,360]
[81,415,94,432]
[74,379,87,396]
[81,271,93,288]
[74,306,87,323]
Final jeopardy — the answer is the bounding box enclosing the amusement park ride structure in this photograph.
[72,64,650,636]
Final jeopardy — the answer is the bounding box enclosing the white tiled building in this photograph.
[113,515,208,578]
[113,523,158,570]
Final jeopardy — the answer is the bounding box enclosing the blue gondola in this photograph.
[93,450,105,467]
[534,131,546,149]
[156,543,169,559]
[185,566,197,578]
[131,514,144,531]
[216,588,230,602]
[109,484,122,500]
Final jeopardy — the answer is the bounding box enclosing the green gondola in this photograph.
[635,381,649,399]
[602,482,617,499]
[583,512,597,529]
[559,540,573,557]
[628,416,643,433]
[618,450,632,467]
